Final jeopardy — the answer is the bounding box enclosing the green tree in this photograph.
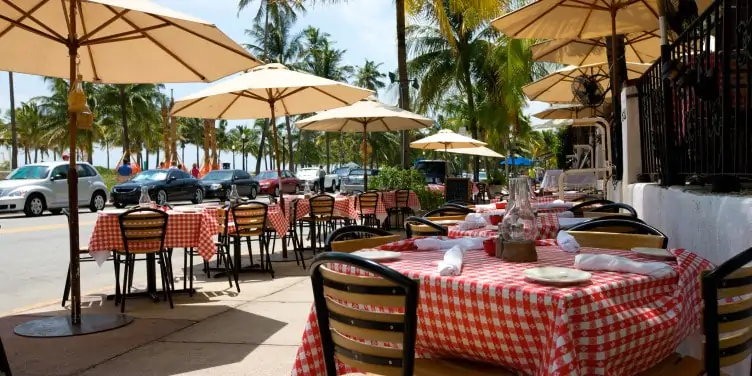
[354,60,386,93]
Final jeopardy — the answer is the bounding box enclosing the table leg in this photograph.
[106,252,193,302]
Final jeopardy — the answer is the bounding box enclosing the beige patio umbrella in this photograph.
[531,30,664,66]
[295,97,434,188]
[1,0,260,337]
[523,62,652,104]
[445,146,504,158]
[532,101,612,120]
[411,129,487,183]
[172,63,372,235]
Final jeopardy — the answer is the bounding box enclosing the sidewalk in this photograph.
[2,257,314,376]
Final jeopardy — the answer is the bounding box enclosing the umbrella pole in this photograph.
[14,0,134,338]
[610,8,621,152]
[363,123,368,189]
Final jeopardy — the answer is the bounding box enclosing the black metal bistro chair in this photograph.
[210,206,240,293]
[324,225,398,253]
[62,209,113,307]
[300,195,336,255]
[386,189,413,230]
[405,216,448,238]
[115,208,172,313]
[310,252,514,376]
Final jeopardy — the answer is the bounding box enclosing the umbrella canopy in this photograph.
[0,0,261,83]
[532,102,611,120]
[295,97,433,132]
[523,62,651,103]
[172,63,373,119]
[532,119,574,130]
[1,0,259,336]
[445,146,504,158]
[531,30,663,66]
[491,0,712,40]
[410,129,486,150]
[295,97,433,188]
[501,156,534,166]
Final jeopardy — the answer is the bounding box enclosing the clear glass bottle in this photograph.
[303,180,310,196]
[228,184,240,204]
[500,177,538,241]
[139,186,151,207]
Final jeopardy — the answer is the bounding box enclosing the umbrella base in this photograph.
[14,314,134,338]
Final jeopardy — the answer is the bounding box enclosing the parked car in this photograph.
[0,162,109,217]
[201,169,259,200]
[296,167,336,192]
[414,160,454,183]
[111,169,204,207]
[331,166,357,190]
[256,170,301,196]
[340,169,378,193]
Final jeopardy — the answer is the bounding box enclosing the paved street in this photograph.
[0,199,251,315]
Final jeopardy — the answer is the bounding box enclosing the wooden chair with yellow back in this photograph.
[405,216,448,239]
[357,192,380,228]
[300,194,336,254]
[231,202,273,277]
[638,246,752,376]
[567,218,668,250]
[310,252,515,376]
[325,225,400,253]
[115,208,171,313]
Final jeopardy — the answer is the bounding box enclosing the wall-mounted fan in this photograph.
[660,0,699,36]
[571,75,606,108]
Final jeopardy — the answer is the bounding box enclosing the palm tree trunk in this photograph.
[8,72,18,169]
[284,116,294,172]
[119,85,129,155]
[463,68,479,181]
[256,121,268,174]
[106,144,110,169]
[155,146,159,168]
[326,133,330,173]
[34,149,38,163]
[196,144,200,167]
[396,0,410,169]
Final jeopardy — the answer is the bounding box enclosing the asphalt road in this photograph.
[0,199,244,315]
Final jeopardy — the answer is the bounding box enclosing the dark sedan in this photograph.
[111,169,204,207]
[201,169,259,200]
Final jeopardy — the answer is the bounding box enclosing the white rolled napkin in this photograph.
[553,199,565,204]
[415,237,485,251]
[557,211,575,218]
[438,246,464,276]
[556,230,580,253]
[464,213,487,224]
[574,253,676,278]
[457,221,486,231]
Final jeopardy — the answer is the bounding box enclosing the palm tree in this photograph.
[96,122,118,168]
[244,11,304,172]
[354,60,386,93]
[178,117,204,167]
[408,2,496,180]
[298,26,353,172]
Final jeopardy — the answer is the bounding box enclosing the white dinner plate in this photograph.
[351,250,402,261]
[432,220,460,226]
[523,267,592,286]
[101,209,127,214]
[631,247,676,260]
[172,206,202,212]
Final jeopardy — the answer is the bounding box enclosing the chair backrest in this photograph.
[231,202,268,237]
[568,218,667,240]
[325,225,394,252]
[216,207,230,236]
[566,231,667,250]
[309,194,335,217]
[395,189,410,209]
[310,252,419,376]
[405,216,448,238]
[423,206,472,217]
[117,208,169,254]
[567,199,615,215]
[588,202,638,217]
[331,235,402,253]
[289,198,303,224]
[701,247,752,375]
[358,192,379,212]
[424,215,466,222]
[571,194,604,203]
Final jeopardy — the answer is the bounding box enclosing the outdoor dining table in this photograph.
[344,190,421,223]
[87,208,217,300]
[291,238,712,375]
[447,212,563,240]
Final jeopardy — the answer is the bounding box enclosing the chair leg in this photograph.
[113,254,121,305]
[158,252,174,309]
[188,248,194,297]
[127,256,135,294]
[183,248,188,291]
[120,255,130,313]
[167,249,175,291]
[62,263,71,307]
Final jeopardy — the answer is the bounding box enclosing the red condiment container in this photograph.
[495,202,506,209]
[489,215,502,225]
[483,238,497,256]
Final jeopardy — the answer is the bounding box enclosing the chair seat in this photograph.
[300,216,333,222]
[637,353,706,376]
[343,358,516,376]
[230,230,263,237]
[114,249,163,255]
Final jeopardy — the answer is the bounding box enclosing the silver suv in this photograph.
[0,162,109,217]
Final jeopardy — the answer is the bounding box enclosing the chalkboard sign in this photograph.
[445,178,472,203]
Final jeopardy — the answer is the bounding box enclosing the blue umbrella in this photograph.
[500,156,534,166]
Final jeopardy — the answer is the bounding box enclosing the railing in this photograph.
[638,0,751,184]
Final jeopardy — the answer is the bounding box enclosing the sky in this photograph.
[0,0,549,170]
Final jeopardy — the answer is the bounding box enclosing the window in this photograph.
[83,164,98,177]
[50,165,69,179]
[76,164,92,178]
[236,171,251,179]
[8,165,51,180]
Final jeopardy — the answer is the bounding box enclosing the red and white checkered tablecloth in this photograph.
[285,196,354,221]
[343,191,421,223]
[190,204,290,238]
[88,210,217,261]
[447,213,560,240]
[291,244,712,376]
[476,203,571,215]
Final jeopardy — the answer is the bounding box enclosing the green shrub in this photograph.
[95,166,118,191]
[368,166,444,211]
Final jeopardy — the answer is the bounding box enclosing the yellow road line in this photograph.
[0,221,95,234]
[2,285,115,317]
